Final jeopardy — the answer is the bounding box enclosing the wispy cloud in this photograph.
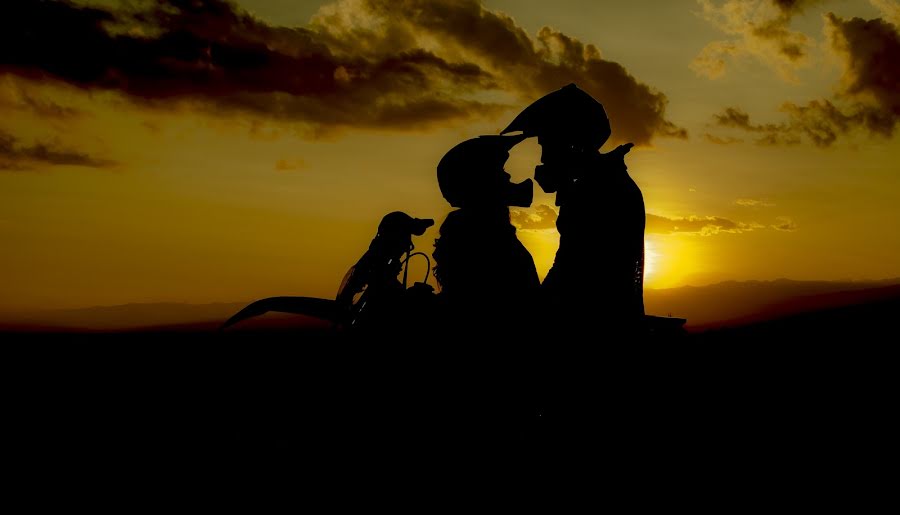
[704,132,744,145]
[691,0,820,81]
[0,129,115,171]
[648,212,797,235]
[648,213,761,235]
[735,198,775,207]
[706,8,900,147]
[0,78,83,120]
[513,206,792,236]
[274,159,308,172]
[510,204,558,231]
[771,216,797,231]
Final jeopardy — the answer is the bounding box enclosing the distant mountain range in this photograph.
[2,278,899,332]
[645,278,900,329]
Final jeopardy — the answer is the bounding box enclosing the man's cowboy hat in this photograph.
[501,83,611,150]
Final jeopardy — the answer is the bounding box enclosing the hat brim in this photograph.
[410,218,434,236]
[501,83,611,148]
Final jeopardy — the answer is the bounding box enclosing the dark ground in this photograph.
[3,298,897,492]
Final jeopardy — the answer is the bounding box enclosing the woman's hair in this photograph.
[432,216,462,290]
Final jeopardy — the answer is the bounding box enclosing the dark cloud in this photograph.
[711,106,799,145]
[647,213,764,235]
[510,204,558,231]
[318,0,687,143]
[0,129,115,170]
[825,13,900,131]
[714,107,753,129]
[770,0,821,14]
[0,0,683,143]
[709,12,900,147]
[0,0,501,134]
[712,103,851,146]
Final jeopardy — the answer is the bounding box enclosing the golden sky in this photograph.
[1,0,899,312]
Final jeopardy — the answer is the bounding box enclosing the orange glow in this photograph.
[644,239,658,280]
[517,230,561,282]
[642,235,705,290]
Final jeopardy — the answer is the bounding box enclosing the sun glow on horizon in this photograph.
[517,230,679,287]
[644,239,659,281]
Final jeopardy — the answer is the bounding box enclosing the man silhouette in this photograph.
[502,83,645,334]
[498,84,648,450]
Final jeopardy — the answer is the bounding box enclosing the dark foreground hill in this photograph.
[645,278,900,328]
[4,295,896,488]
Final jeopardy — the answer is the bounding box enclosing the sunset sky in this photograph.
[1,0,899,313]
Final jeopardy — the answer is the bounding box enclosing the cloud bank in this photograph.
[0,0,684,144]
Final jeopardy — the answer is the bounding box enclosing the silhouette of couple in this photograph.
[433,83,645,336]
[221,83,646,338]
[219,83,650,454]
